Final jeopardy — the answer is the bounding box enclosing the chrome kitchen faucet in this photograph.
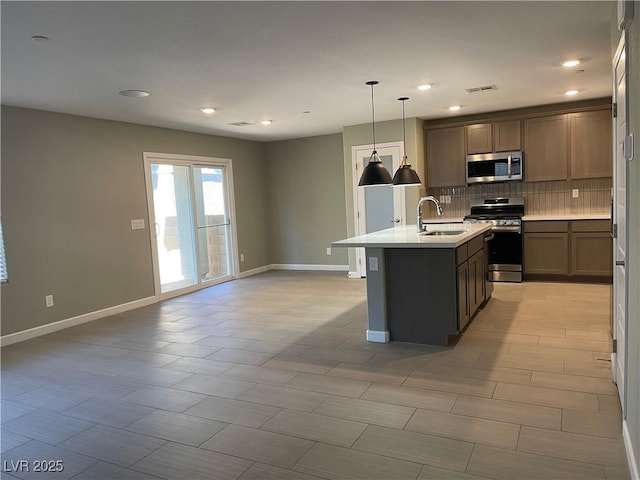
[417,196,444,232]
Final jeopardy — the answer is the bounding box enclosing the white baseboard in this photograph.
[623,420,639,480]
[271,264,349,272]
[366,330,390,343]
[237,264,273,278]
[0,296,157,347]
[348,271,364,279]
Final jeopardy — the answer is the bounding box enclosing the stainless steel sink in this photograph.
[419,230,466,236]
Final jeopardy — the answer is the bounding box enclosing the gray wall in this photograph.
[1,106,270,336]
[265,134,348,266]
[623,1,639,473]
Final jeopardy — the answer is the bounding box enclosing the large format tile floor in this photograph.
[1,271,630,479]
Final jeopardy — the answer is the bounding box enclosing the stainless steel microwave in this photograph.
[466,151,523,185]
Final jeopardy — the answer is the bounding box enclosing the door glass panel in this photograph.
[364,154,394,233]
[151,164,198,293]
[194,166,231,282]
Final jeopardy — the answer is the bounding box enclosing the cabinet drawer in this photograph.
[571,220,611,232]
[456,244,469,265]
[524,221,569,233]
[467,235,484,256]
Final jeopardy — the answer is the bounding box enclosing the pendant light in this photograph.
[392,97,422,186]
[358,81,393,187]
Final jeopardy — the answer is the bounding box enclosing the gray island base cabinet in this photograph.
[332,224,492,346]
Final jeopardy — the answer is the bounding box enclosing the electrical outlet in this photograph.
[240,253,245,262]
[368,257,378,272]
[445,195,452,204]
[572,189,580,198]
[326,247,332,256]
[45,295,54,308]
[131,219,145,230]
[439,195,446,203]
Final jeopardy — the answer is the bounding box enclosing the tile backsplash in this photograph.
[422,178,612,218]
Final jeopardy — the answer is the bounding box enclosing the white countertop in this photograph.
[523,213,611,221]
[331,224,491,249]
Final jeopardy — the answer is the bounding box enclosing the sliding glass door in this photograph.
[144,154,236,297]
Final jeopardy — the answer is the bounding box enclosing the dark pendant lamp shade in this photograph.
[358,81,392,187]
[392,97,422,186]
[393,163,421,185]
[359,151,393,186]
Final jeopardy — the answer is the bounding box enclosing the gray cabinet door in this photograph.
[426,127,466,187]
[524,115,569,182]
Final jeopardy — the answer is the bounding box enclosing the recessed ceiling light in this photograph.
[565,90,579,96]
[562,59,581,68]
[418,84,433,91]
[200,107,216,114]
[259,120,273,126]
[449,105,461,111]
[118,90,150,98]
[31,35,49,42]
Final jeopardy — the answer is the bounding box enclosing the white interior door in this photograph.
[612,36,628,412]
[352,142,405,277]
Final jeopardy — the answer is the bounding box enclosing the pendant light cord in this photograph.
[401,99,407,164]
[370,83,377,152]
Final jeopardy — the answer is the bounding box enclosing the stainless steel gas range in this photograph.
[463,197,525,283]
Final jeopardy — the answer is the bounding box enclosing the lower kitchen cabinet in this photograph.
[524,232,570,274]
[457,237,485,330]
[524,219,611,279]
[571,232,613,276]
[457,262,469,330]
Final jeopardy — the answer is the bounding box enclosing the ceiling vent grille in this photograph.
[229,121,254,127]
[466,85,498,94]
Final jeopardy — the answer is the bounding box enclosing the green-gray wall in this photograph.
[623,2,639,474]
[1,106,270,336]
[265,134,348,266]
[342,117,424,273]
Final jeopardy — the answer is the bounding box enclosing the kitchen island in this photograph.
[332,223,492,346]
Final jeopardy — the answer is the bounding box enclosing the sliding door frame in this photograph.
[143,152,239,300]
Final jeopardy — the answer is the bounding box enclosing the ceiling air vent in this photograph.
[229,121,255,127]
[466,85,498,94]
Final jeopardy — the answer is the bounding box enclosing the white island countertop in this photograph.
[331,223,491,249]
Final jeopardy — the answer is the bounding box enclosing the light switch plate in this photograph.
[572,189,579,198]
[369,257,379,272]
[131,219,145,230]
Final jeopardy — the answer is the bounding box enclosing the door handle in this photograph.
[616,260,625,266]
[484,233,495,242]
[507,155,512,178]
[391,219,401,224]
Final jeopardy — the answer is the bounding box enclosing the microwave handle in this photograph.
[507,154,512,178]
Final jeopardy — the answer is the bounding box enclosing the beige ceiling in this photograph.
[1,1,614,141]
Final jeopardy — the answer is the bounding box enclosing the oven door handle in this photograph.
[492,225,521,233]
[484,233,495,242]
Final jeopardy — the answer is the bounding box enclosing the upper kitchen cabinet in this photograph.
[524,114,569,182]
[493,120,522,152]
[426,126,466,187]
[466,123,493,154]
[466,121,521,154]
[570,109,612,179]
